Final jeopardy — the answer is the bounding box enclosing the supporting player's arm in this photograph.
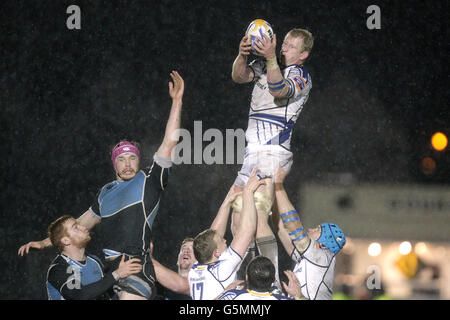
[274,168,310,254]
[156,71,184,160]
[231,35,254,84]
[51,255,142,300]
[18,209,100,256]
[151,258,190,295]
[210,185,242,238]
[230,169,266,257]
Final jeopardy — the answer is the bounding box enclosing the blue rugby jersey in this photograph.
[46,253,114,300]
[90,157,170,259]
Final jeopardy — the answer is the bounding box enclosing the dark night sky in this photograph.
[1,0,448,299]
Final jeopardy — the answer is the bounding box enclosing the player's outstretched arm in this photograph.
[18,209,100,256]
[231,35,254,84]
[274,168,310,254]
[230,169,266,257]
[18,238,52,256]
[151,258,190,295]
[156,71,184,160]
[210,185,242,238]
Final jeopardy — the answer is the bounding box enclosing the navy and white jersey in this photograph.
[46,253,114,300]
[291,239,336,300]
[218,288,292,300]
[188,247,242,300]
[90,155,170,259]
[246,58,312,151]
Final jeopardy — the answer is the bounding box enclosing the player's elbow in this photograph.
[232,74,247,84]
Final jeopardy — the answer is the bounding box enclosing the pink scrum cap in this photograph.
[111,141,141,171]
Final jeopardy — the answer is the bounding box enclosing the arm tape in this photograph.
[292,232,308,242]
[280,210,298,219]
[289,227,304,236]
[282,217,300,223]
[268,81,286,91]
[267,79,285,86]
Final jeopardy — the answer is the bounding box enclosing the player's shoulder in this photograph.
[100,180,119,195]
[285,64,310,78]
[87,253,104,266]
[191,263,210,272]
[295,239,335,266]
[47,255,70,277]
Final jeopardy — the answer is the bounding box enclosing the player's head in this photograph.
[281,28,314,66]
[314,223,346,254]
[48,215,91,252]
[193,229,227,264]
[111,140,141,181]
[177,237,196,272]
[246,256,275,292]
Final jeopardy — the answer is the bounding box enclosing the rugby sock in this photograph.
[236,241,257,280]
[256,235,281,289]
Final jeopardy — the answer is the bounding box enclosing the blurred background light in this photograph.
[421,156,436,175]
[399,241,412,255]
[414,242,428,255]
[431,132,448,151]
[368,242,382,257]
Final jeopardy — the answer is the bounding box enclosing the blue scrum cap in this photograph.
[317,223,346,254]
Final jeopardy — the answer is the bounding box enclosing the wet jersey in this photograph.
[246,59,312,151]
[188,247,242,300]
[291,239,336,300]
[46,253,114,300]
[90,156,170,259]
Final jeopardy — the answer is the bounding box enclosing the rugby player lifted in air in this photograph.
[231,22,314,288]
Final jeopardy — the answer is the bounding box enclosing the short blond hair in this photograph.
[287,28,314,53]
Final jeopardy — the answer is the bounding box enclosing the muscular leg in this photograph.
[254,181,281,289]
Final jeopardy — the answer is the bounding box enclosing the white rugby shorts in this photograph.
[234,144,293,188]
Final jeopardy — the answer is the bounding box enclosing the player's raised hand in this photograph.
[169,70,184,101]
[244,168,267,194]
[18,240,49,256]
[239,35,252,56]
[282,270,305,299]
[224,184,243,206]
[254,33,277,60]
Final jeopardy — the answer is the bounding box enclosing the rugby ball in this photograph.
[245,19,274,56]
